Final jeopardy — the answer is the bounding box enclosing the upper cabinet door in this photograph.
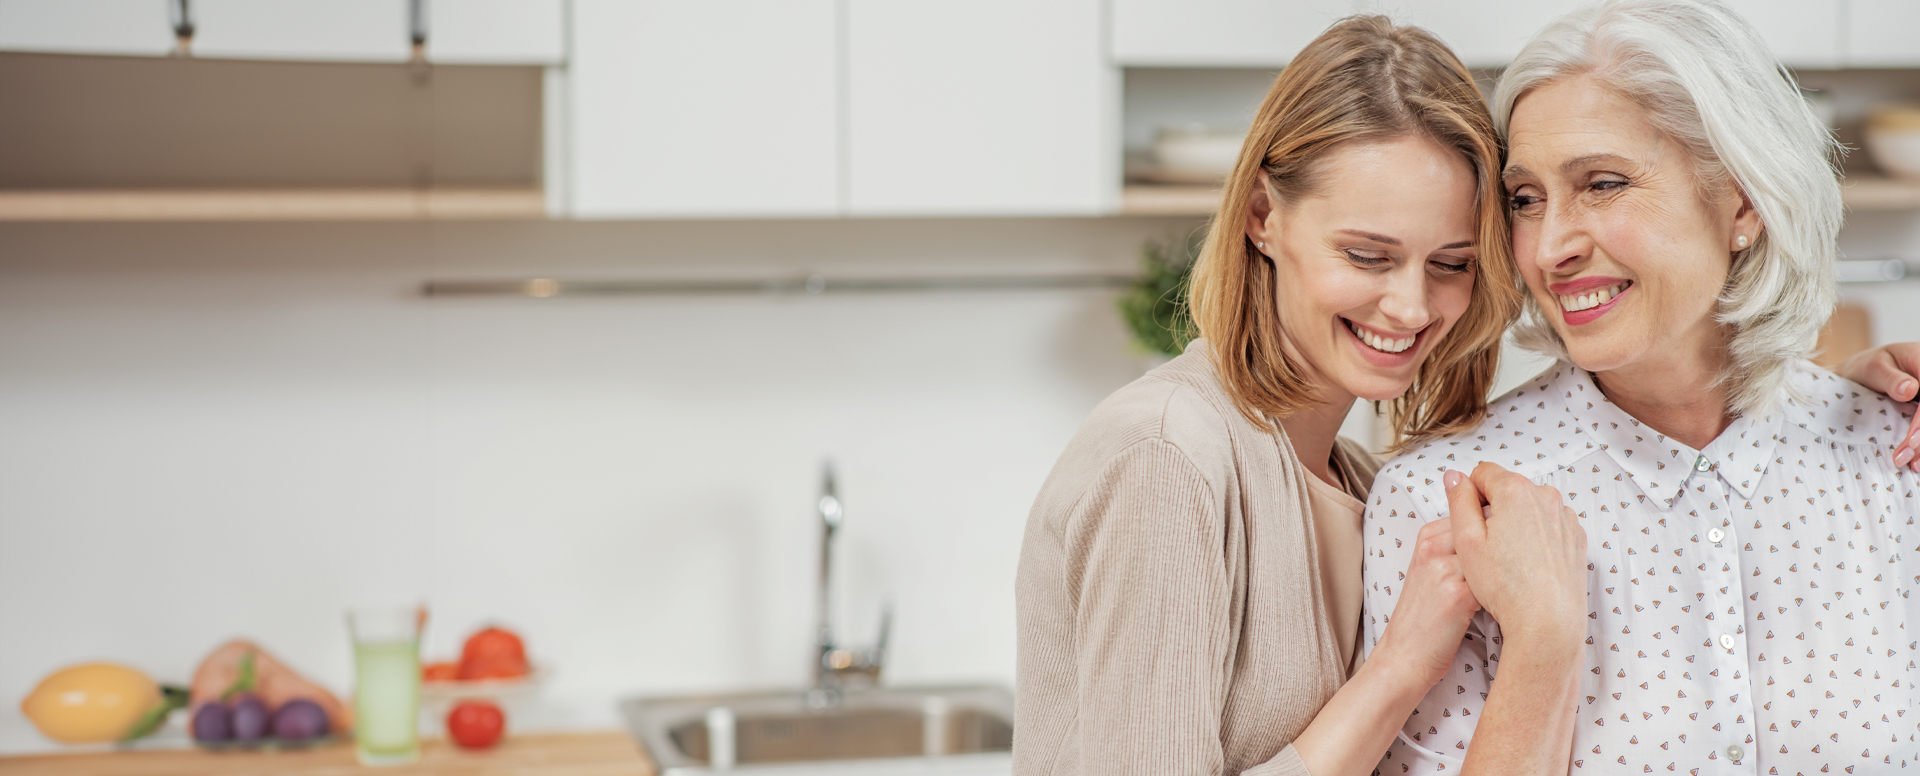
[1111,0,1358,67]
[0,0,176,57]
[427,0,565,65]
[1847,0,1920,67]
[569,0,839,219]
[1373,0,1583,68]
[847,0,1114,216]
[191,0,411,62]
[1723,0,1841,69]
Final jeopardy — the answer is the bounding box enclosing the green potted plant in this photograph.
[1118,232,1202,360]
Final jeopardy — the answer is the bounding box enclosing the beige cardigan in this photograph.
[1014,341,1380,776]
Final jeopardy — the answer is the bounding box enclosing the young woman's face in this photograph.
[1503,75,1757,375]
[1243,135,1480,403]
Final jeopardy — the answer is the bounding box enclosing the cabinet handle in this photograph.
[409,0,429,62]
[168,0,194,57]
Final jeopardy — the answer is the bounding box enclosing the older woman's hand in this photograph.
[1445,462,1587,650]
[1835,342,1920,471]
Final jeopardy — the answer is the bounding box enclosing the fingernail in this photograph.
[1904,380,1918,399]
[1444,469,1464,489]
[1896,448,1915,467]
[1907,427,1920,445]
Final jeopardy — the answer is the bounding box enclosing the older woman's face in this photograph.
[1244,135,1479,403]
[1504,76,1761,375]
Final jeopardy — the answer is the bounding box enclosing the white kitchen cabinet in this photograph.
[427,0,566,65]
[1847,0,1920,67]
[847,0,1115,216]
[1371,0,1583,68]
[1111,0,1358,67]
[191,0,411,63]
[1725,0,1841,69]
[568,0,839,218]
[0,0,175,57]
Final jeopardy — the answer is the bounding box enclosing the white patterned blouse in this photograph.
[1360,361,1920,775]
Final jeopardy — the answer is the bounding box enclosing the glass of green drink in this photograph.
[346,606,424,766]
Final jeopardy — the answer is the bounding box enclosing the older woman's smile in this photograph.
[1549,277,1633,323]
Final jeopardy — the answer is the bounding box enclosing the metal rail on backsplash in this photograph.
[421,259,1914,299]
[421,272,1137,298]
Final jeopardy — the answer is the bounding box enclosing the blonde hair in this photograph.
[1187,15,1522,450]
[1493,0,1842,415]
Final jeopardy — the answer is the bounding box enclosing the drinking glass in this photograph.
[346,606,424,766]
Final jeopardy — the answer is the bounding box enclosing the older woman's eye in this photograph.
[1508,194,1542,211]
[1591,179,1627,192]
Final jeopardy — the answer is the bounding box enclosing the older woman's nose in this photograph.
[1530,206,1590,272]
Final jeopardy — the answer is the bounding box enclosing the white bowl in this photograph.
[1866,106,1920,181]
[1150,127,1246,183]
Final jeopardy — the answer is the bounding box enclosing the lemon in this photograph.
[19,663,160,744]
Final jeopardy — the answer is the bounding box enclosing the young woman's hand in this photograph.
[1834,342,1920,471]
[1445,463,1587,651]
[1372,515,1481,688]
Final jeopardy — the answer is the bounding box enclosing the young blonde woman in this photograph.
[1014,13,1920,776]
[1015,17,1588,776]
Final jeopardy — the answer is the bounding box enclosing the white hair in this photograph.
[1492,0,1842,416]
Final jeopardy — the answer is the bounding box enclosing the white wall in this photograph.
[0,216,1196,751]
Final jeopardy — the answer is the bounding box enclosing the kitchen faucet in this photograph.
[808,462,889,709]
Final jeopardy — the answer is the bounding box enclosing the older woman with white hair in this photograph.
[1360,0,1920,773]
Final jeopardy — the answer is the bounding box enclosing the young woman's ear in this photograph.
[1245,183,1278,256]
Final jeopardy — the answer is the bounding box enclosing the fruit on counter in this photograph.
[229,693,271,742]
[446,700,505,750]
[19,662,188,744]
[270,699,330,740]
[456,626,530,681]
[421,661,460,682]
[189,640,352,736]
[190,702,233,742]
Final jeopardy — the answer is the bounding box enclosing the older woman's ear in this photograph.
[1834,343,1920,471]
[1730,192,1764,253]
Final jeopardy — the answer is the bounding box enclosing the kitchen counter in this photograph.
[0,732,654,776]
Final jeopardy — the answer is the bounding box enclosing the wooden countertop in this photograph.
[0,732,655,776]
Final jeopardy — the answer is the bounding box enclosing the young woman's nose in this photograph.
[1378,268,1434,331]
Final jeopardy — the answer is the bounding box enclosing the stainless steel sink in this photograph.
[621,685,1013,775]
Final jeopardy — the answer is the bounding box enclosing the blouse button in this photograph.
[1694,455,1713,472]
[1726,744,1745,762]
[1719,633,1737,650]
[1707,527,1725,544]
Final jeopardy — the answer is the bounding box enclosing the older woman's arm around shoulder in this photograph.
[1361,464,1588,776]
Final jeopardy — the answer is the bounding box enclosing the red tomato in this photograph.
[457,627,530,680]
[446,700,505,750]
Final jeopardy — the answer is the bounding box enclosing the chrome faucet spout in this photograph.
[807,461,886,709]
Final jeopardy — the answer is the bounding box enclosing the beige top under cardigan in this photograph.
[1014,341,1382,776]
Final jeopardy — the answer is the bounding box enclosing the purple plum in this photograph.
[229,694,270,742]
[191,702,232,742]
[271,698,330,740]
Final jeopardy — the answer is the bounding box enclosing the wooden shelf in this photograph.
[1119,184,1221,216]
[1124,174,1920,217]
[1843,174,1920,211]
[0,187,547,221]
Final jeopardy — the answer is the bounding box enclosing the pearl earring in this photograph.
[1735,235,1749,249]
[1257,241,1267,251]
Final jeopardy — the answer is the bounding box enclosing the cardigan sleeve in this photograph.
[1058,437,1309,776]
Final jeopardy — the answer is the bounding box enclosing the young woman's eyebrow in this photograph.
[1337,229,1471,251]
